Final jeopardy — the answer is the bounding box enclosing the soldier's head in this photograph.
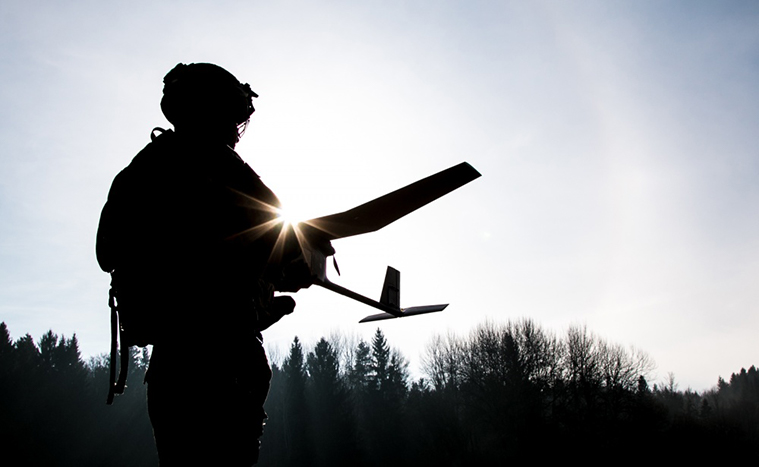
[160,63,257,147]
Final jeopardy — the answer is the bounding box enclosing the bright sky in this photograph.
[1,1,757,391]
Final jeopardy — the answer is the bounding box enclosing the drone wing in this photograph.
[299,162,481,240]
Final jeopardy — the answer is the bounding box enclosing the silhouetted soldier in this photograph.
[96,63,319,465]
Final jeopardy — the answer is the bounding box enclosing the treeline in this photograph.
[260,321,759,464]
[0,322,157,466]
[0,320,757,465]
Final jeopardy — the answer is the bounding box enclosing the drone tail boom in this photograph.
[313,265,448,323]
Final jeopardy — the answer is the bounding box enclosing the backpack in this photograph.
[98,129,177,404]
[97,129,288,404]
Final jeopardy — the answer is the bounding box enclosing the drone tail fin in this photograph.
[359,267,448,323]
[379,266,401,309]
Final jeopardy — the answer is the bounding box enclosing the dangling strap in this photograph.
[106,287,119,404]
[106,283,129,405]
[115,324,129,394]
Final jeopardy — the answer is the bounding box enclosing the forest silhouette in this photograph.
[1,319,757,465]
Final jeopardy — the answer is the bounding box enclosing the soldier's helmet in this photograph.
[160,63,258,129]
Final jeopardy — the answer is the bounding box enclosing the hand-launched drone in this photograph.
[286,162,481,323]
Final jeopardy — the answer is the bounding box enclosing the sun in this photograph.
[275,207,304,229]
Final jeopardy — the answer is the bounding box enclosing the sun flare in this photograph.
[276,208,302,229]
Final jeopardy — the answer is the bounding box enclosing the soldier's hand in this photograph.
[275,256,314,292]
[256,295,296,331]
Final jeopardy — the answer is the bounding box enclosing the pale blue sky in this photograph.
[1,1,758,390]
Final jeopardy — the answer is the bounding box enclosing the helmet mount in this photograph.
[160,63,258,131]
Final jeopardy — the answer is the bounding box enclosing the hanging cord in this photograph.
[106,282,129,405]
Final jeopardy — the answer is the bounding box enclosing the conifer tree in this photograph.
[366,328,409,463]
[0,322,11,355]
[307,338,340,398]
[282,336,310,464]
[349,340,372,392]
[370,328,390,392]
[306,337,357,465]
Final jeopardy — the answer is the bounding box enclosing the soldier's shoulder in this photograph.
[129,128,177,166]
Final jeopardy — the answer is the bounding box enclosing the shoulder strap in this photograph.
[151,127,168,142]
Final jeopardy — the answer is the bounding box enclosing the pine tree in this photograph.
[349,340,372,392]
[0,322,11,354]
[306,337,357,465]
[282,336,310,465]
[14,334,40,372]
[370,328,390,394]
[307,338,340,398]
[39,330,58,370]
[365,328,409,463]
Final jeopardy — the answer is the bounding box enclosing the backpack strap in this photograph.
[150,127,167,142]
[106,280,129,405]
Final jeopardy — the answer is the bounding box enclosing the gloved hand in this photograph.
[275,227,336,292]
[256,295,296,331]
[275,256,314,292]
